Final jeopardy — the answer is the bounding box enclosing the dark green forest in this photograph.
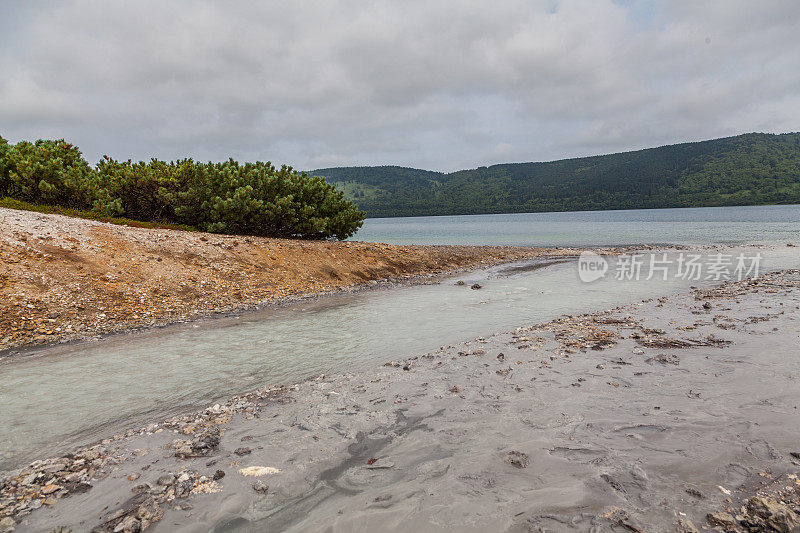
[311,132,800,218]
[0,137,364,240]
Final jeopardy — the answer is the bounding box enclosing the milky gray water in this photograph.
[2,205,800,470]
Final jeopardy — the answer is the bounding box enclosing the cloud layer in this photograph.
[1,0,798,171]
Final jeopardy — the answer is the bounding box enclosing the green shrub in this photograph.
[93,156,180,220]
[0,136,10,197]
[168,159,364,239]
[0,135,365,240]
[4,139,93,208]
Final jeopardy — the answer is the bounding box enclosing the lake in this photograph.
[352,204,800,246]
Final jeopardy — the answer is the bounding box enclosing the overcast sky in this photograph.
[1,1,798,172]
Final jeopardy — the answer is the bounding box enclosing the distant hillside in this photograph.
[311,132,800,217]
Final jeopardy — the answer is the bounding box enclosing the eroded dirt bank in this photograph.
[2,271,800,532]
[0,207,573,352]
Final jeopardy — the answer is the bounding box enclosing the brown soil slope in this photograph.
[0,208,558,352]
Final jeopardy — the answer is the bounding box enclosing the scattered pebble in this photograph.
[252,480,269,494]
[505,451,530,468]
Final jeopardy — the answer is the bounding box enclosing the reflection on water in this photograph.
[1,245,798,470]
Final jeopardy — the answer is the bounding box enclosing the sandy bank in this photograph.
[2,270,800,532]
[0,207,578,353]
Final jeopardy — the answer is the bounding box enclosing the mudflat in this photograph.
[2,270,799,532]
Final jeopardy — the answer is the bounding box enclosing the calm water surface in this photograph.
[353,205,800,246]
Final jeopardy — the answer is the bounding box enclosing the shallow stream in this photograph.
[1,244,799,470]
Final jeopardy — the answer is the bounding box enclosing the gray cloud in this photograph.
[0,0,798,171]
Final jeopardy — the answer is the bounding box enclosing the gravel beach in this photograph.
[2,269,799,532]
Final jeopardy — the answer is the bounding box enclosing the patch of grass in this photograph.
[0,197,198,232]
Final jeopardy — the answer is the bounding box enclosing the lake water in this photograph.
[352,205,800,246]
[2,205,800,470]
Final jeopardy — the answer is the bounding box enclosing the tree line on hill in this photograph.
[311,132,800,218]
[0,136,364,239]
[4,132,797,235]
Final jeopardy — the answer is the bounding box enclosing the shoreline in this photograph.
[0,254,575,361]
[2,270,799,531]
[0,207,574,354]
[1,206,679,358]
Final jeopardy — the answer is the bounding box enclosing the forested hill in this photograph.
[310,132,800,218]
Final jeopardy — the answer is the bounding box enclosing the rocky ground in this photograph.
[0,207,580,353]
[2,270,799,532]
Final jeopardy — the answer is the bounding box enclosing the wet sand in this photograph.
[3,271,800,532]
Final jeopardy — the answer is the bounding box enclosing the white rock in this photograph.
[238,466,281,476]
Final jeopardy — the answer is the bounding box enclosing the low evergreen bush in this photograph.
[0,136,364,240]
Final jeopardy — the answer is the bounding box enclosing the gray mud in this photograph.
[3,271,800,532]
